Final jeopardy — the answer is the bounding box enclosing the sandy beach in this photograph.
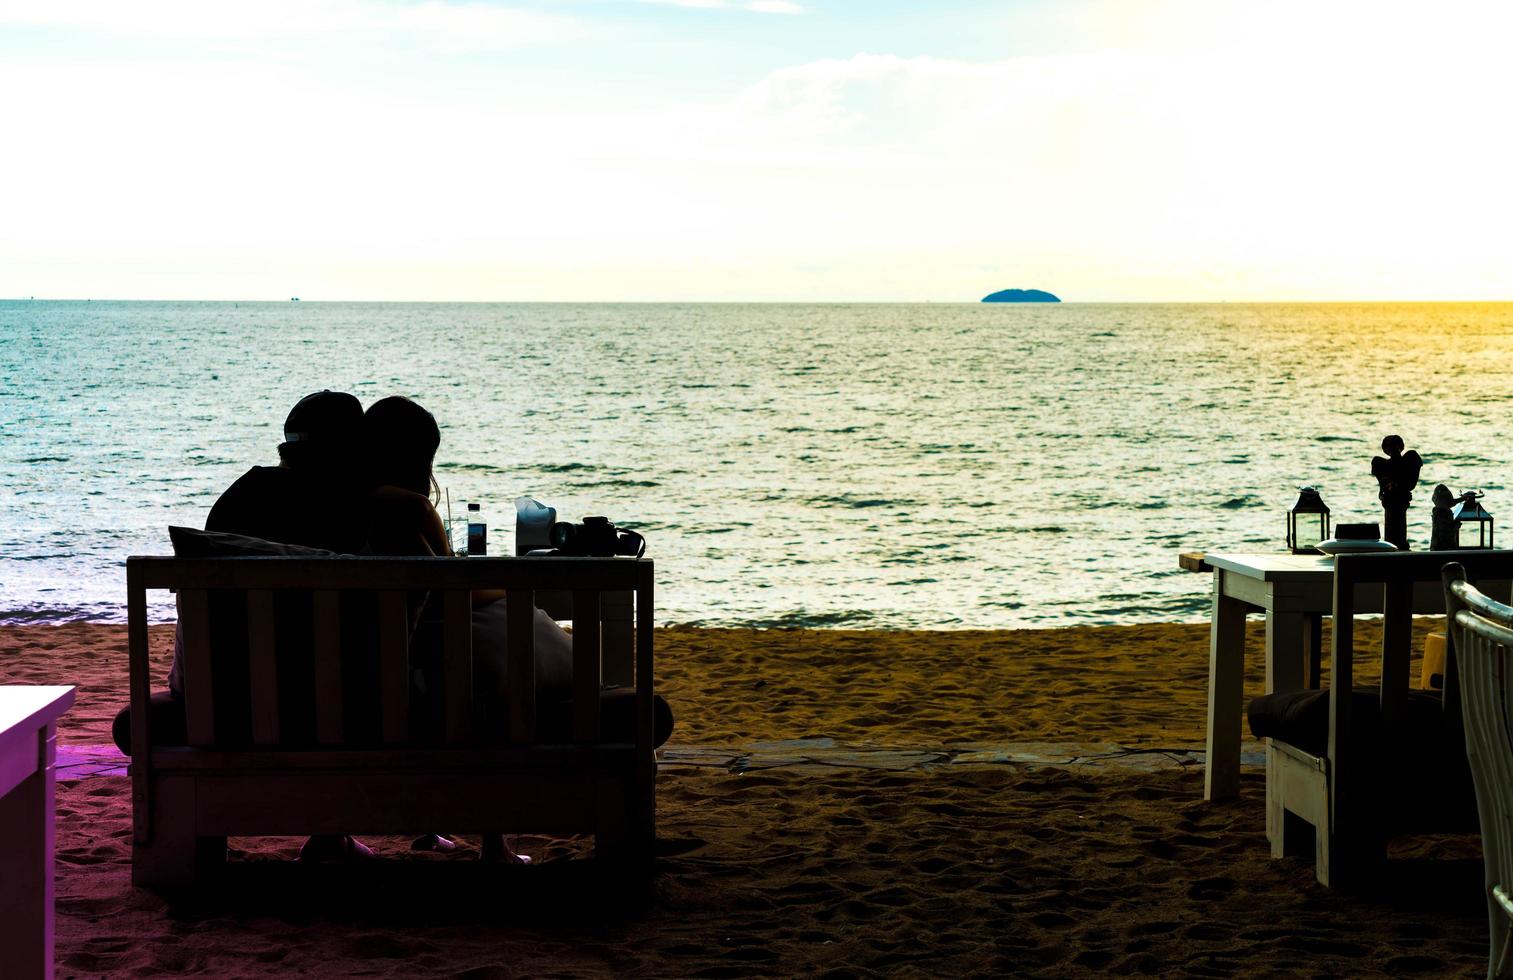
[4,619,1486,978]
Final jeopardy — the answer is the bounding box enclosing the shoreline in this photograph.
[1,618,1431,749]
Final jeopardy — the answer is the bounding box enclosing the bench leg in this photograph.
[132,778,224,887]
[594,776,654,866]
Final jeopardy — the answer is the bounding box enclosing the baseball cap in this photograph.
[282,390,363,447]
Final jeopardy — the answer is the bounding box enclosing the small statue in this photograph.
[1371,434,1423,550]
[1430,483,1457,550]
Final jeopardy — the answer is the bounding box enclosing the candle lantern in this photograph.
[1451,491,1495,549]
[1287,487,1331,554]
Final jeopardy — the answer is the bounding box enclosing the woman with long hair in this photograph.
[360,395,675,862]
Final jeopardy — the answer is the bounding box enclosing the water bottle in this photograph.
[467,502,487,556]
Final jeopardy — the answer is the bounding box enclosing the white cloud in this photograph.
[636,0,804,12]
[3,1,1512,299]
[0,0,579,50]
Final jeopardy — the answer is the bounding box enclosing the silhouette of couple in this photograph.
[114,389,671,862]
[206,390,450,558]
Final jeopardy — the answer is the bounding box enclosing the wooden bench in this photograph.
[126,555,655,886]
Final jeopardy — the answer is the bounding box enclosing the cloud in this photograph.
[0,0,579,50]
[5,4,1513,299]
[636,0,804,12]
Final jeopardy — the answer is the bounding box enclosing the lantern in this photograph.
[1287,487,1331,554]
[1451,491,1495,549]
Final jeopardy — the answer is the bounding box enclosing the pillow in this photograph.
[168,525,336,559]
[167,526,336,697]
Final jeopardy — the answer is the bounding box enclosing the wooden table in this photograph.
[0,686,75,980]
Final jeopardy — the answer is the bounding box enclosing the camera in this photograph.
[549,516,646,557]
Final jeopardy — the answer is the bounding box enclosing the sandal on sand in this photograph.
[411,834,458,852]
[480,833,532,865]
[298,834,376,863]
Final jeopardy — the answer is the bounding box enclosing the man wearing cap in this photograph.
[206,389,368,550]
[113,390,385,863]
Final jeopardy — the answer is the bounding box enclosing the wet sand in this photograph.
[2,620,1484,977]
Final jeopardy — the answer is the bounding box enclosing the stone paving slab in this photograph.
[53,739,1267,780]
[56,743,129,778]
[658,738,1267,775]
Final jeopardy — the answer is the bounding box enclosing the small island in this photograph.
[981,288,1060,303]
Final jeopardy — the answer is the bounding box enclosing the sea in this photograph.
[4,301,1512,630]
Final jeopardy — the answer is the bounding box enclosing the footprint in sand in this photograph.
[1186,875,1237,900]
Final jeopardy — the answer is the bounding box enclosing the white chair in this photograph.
[1442,562,1513,980]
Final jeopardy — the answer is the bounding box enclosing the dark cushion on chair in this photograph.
[1248,686,1456,757]
[1249,685,1479,831]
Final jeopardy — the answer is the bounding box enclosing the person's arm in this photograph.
[366,487,449,557]
[368,486,506,607]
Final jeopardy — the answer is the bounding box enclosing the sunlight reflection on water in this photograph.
[3,301,1511,628]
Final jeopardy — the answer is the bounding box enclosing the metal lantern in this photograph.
[1451,491,1495,549]
[1287,486,1331,554]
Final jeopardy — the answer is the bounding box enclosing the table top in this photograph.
[0,686,75,737]
[1203,552,1336,581]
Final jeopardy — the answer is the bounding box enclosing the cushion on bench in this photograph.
[168,525,339,560]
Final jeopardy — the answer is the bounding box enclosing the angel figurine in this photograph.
[1371,434,1423,550]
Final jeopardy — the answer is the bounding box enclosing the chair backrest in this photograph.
[1442,563,1513,975]
[1329,551,1513,748]
[126,555,652,751]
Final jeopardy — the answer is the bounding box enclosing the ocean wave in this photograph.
[736,608,877,629]
[808,495,903,509]
[0,601,133,625]
[568,478,662,489]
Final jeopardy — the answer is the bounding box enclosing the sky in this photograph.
[2,0,1512,302]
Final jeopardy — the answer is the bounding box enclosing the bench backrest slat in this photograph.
[247,589,280,745]
[573,590,602,743]
[378,590,410,744]
[506,589,535,745]
[313,590,343,745]
[180,589,216,746]
[442,589,472,744]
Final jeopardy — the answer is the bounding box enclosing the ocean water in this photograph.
[4,301,1512,629]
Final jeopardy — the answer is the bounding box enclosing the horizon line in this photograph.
[7,297,1513,305]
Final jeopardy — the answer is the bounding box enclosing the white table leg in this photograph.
[1265,611,1308,694]
[1205,577,1248,801]
[0,721,55,980]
